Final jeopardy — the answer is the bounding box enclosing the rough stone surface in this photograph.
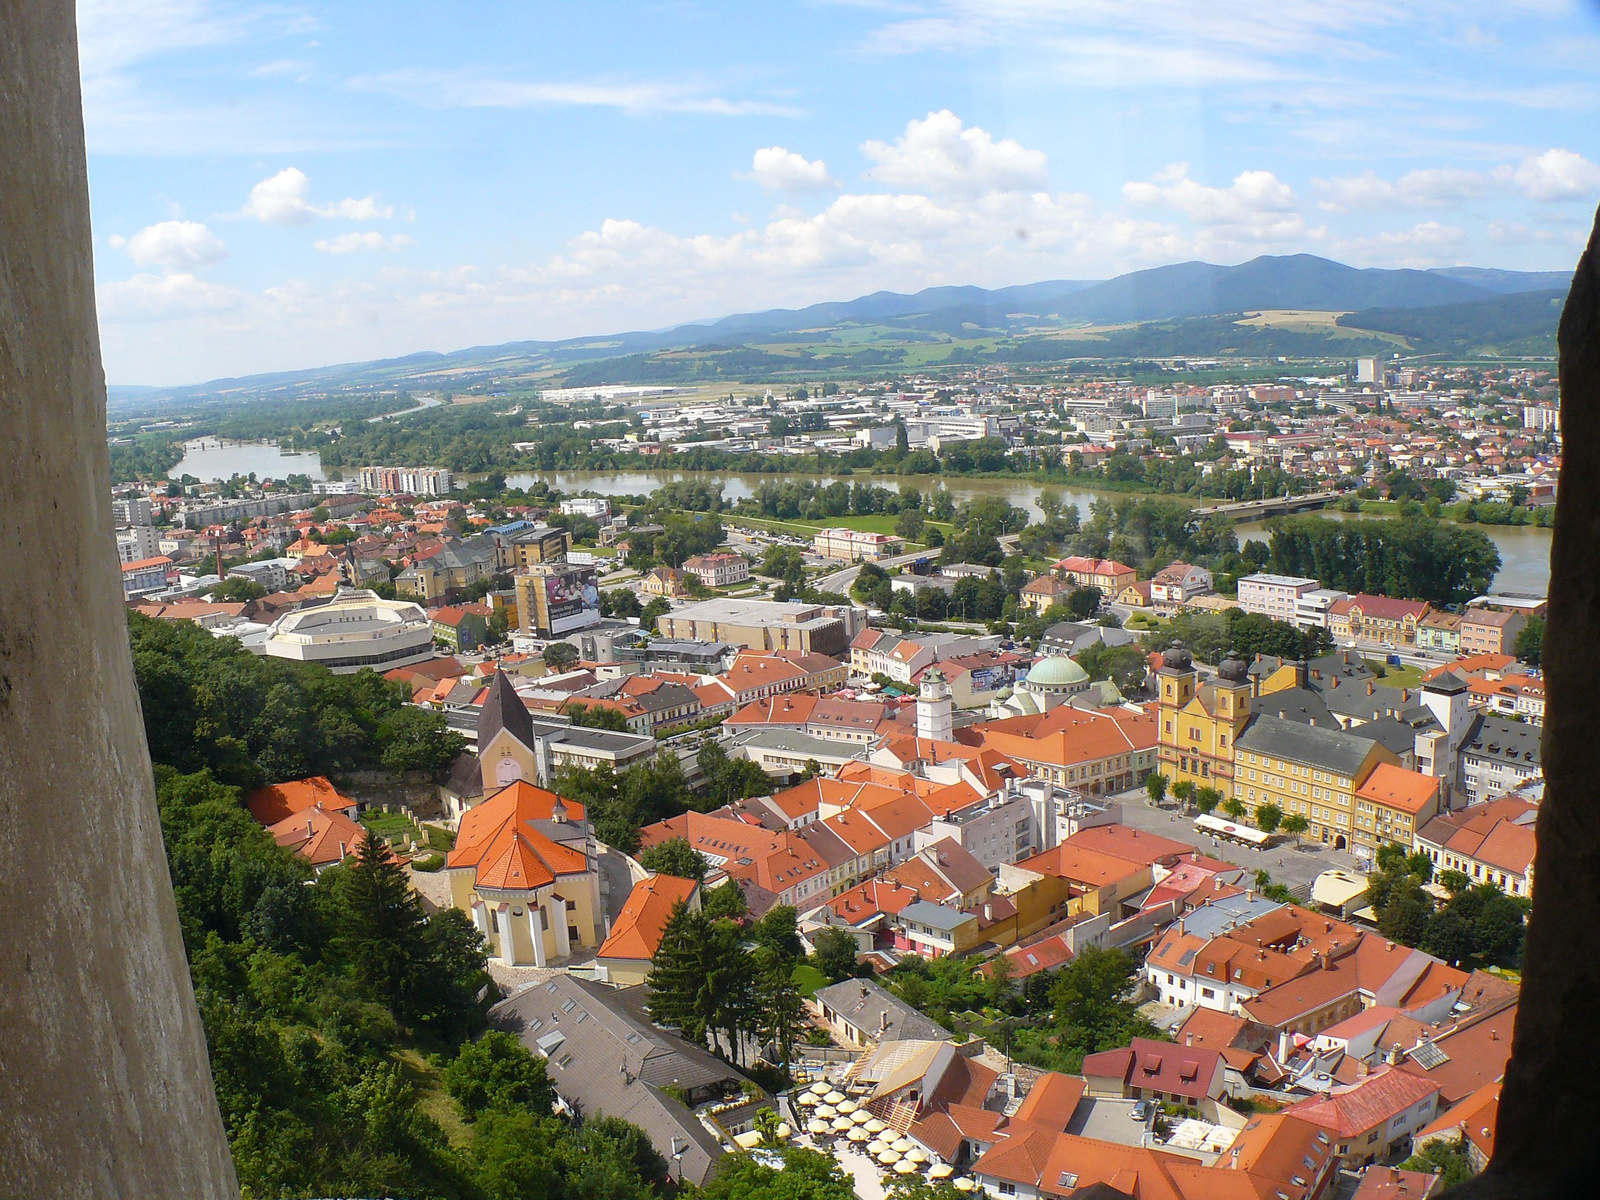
[0,4,239,1196]
[1453,212,1596,1199]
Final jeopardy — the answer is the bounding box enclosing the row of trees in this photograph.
[1266,514,1501,607]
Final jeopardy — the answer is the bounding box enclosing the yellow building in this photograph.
[1155,644,1253,796]
[1233,720,1398,850]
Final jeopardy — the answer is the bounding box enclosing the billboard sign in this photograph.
[543,565,601,634]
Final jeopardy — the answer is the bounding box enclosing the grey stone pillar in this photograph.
[0,3,239,1196]
[1458,210,1600,1199]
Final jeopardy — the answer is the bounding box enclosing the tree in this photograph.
[335,834,432,1016]
[563,701,631,732]
[812,927,861,983]
[1145,772,1169,805]
[639,837,709,884]
[698,1147,856,1200]
[1170,779,1195,810]
[1064,586,1102,621]
[702,879,748,920]
[1221,796,1246,820]
[1255,802,1283,834]
[1281,812,1309,842]
[1401,1136,1478,1190]
[206,577,267,602]
[1516,616,1544,666]
[640,596,673,633]
[445,1030,556,1120]
[377,705,465,773]
[543,641,579,670]
[895,508,926,542]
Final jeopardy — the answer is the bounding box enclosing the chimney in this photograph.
[1309,718,1316,727]
[880,1009,890,1034]
[984,904,993,921]
[1311,669,1321,681]
[1332,676,1340,689]
[1279,710,1286,718]
[1278,1029,1292,1060]
[1367,682,1375,696]
[1186,1033,1194,1046]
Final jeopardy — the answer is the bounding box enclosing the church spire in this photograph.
[479,669,535,751]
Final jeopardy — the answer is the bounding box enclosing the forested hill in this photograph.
[112,254,1566,408]
[1337,288,1567,357]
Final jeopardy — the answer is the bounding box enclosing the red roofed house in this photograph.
[1412,1080,1499,1173]
[1082,1036,1229,1120]
[596,873,700,987]
[1285,1067,1441,1167]
[246,775,360,826]
[266,803,370,872]
[1049,556,1136,596]
[446,779,605,967]
[1328,595,1432,648]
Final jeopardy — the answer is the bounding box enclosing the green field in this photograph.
[1367,659,1427,689]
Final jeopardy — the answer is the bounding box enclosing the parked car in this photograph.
[1131,1100,1152,1122]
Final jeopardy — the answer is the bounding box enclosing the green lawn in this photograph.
[792,963,829,998]
[363,811,421,843]
[733,512,912,536]
[1366,659,1426,689]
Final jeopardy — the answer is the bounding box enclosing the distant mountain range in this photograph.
[110,254,1571,410]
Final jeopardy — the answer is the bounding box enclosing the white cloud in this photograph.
[109,220,228,269]
[863,111,1049,195]
[1331,220,1468,268]
[314,231,415,253]
[746,147,837,192]
[1314,167,1496,212]
[347,70,802,117]
[240,168,395,225]
[98,271,243,322]
[1508,149,1600,202]
[1123,164,1307,242]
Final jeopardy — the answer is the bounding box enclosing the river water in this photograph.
[168,438,326,482]
[162,452,1550,595]
[514,469,1550,597]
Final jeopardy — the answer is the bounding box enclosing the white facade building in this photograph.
[559,497,613,520]
[262,588,436,673]
[1237,573,1320,624]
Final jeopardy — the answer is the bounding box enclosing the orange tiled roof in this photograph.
[447,780,591,892]
[597,874,698,961]
[246,775,358,826]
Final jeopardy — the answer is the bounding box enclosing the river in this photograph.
[161,451,1551,595]
[168,438,326,482]
[511,469,1551,597]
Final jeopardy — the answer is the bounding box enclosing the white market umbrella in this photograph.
[832,1117,855,1133]
[851,1110,872,1125]
[906,1148,929,1164]
[734,1131,764,1149]
[868,1140,888,1155]
[797,1092,820,1107]
[895,1160,918,1175]
[877,1150,902,1165]
[892,1138,916,1153]
[825,1090,847,1105]
[865,1119,888,1134]
[776,1123,793,1140]
[810,1081,832,1095]
[929,1164,954,1180]
[838,1099,859,1114]
[808,1119,831,1136]
[847,1127,871,1143]
[815,1105,837,1120]
[954,1178,977,1192]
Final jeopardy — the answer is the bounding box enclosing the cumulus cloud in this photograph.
[1314,167,1495,212]
[863,110,1048,195]
[240,167,395,225]
[109,219,228,269]
[314,231,415,253]
[1507,148,1600,202]
[1123,164,1306,241]
[745,147,837,192]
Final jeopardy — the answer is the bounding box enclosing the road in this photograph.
[1107,785,1364,893]
[813,548,941,595]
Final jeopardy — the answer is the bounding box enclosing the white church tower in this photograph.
[917,666,954,744]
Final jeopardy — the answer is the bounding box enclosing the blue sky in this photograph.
[82,0,1600,385]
